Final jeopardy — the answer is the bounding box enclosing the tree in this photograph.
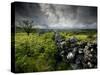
[21,19,33,35]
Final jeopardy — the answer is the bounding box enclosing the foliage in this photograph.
[15,30,97,72]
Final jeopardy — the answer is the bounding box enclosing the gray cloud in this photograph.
[15,2,97,29]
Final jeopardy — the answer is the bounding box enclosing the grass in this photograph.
[15,30,97,72]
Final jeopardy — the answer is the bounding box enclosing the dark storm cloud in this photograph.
[15,2,48,27]
[15,2,97,29]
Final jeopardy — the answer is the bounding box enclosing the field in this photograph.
[15,29,97,73]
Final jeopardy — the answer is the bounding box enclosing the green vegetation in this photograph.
[15,29,97,73]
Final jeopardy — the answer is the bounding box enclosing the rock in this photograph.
[67,52,74,59]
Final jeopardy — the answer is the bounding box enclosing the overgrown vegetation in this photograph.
[15,29,97,73]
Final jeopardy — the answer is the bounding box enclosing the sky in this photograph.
[15,2,97,29]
